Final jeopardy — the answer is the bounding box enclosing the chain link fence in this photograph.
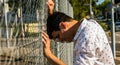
[0,0,73,65]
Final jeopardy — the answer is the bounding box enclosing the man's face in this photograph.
[52,30,64,42]
[52,30,69,42]
[51,22,73,42]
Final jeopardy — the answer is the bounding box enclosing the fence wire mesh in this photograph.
[53,0,74,65]
[0,0,73,65]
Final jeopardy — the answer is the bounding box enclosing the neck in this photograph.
[71,20,81,35]
[67,20,81,41]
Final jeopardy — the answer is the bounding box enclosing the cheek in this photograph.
[52,31,60,38]
[52,31,58,38]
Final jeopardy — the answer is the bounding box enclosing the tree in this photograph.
[69,0,99,20]
[96,0,110,18]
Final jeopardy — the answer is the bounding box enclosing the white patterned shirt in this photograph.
[73,18,115,65]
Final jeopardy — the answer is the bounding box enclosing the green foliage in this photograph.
[96,0,110,16]
[69,0,110,20]
[69,0,98,20]
[98,21,108,31]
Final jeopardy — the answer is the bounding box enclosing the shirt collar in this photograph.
[73,18,88,41]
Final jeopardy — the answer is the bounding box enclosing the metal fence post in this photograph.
[111,0,116,58]
[3,0,9,47]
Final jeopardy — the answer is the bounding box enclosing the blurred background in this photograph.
[0,0,120,65]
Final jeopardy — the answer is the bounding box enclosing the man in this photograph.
[42,0,115,65]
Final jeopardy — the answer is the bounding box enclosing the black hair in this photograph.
[47,12,73,39]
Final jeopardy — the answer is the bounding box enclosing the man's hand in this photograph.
[42,31,51,56]
[47,0,54,15]
[41,31,66,65]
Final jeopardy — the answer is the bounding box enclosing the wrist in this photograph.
[43,48,52,57]
[48,9,53,15]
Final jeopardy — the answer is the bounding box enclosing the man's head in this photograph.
[47,12,73,41]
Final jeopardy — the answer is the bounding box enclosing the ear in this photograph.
[59,22,68,29]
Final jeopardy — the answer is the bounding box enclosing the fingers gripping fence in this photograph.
[0,0,73,65]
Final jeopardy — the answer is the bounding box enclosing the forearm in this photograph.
[43,48,66,65]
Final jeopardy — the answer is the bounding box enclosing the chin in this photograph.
[65,40,72,43]
[60,41,71,43]
[58,39,72,43]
